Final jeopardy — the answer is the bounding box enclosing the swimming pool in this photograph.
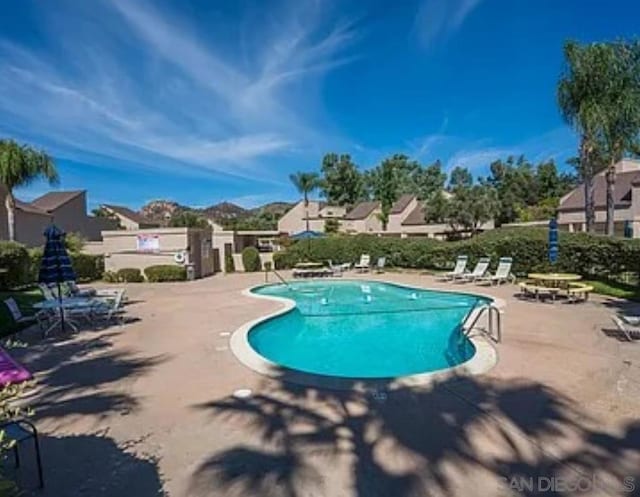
[243,280,491,379]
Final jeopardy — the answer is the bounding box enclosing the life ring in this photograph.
[174,251,187,264]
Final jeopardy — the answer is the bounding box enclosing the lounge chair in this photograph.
[612,316,640,341]
[476,257,515,285]
[327,260,343,277]
[439,256,468,281]
[38,283,56,301]
[459,257,491,283]
[66,280,97,298]
[375,257,386,274]
[354,254,371,273]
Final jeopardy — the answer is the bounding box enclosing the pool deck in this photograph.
[11,271,640,496]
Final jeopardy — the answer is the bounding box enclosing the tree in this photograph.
[447,184,498,234]
[320,153,364,206]
[0,139,58,241]
[558,41,614,232]
[413,160,447,200]
[598,41,640,235]
[289,171,319,233]
[324,218,340,234]
[367,155,407,230]
[169,211,208,229]
[424,190,450,223]
[448,166,473,190]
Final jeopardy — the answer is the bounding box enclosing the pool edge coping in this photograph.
[229,278,503,391]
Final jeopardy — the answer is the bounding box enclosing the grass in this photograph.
[583,279,640,301]
[0,288,44,337]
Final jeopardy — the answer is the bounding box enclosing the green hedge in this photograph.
[273,229,640,278]
[28,248,104,283]
[0,242,31,289]
[145,265,186,282]
[242,247,261,272]
[116,268,144,283]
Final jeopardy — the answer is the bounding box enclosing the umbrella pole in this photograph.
[57,282,65,333]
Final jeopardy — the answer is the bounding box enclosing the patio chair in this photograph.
[93,289,127,325]
[438,256,468,281]
[375,257,386,274]
[3,298,51,331]
[327,260,343,277]
[0,418,44,488]
[66,280,97,298]
[38,283,56,301]
[354,254,371,273]
[459,257,491,283]
[612,316,640,342]
[476,257,516,286]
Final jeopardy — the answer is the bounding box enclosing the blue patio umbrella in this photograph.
[548,218,559,264]
[290,230,325,240]
[39,225,76,331]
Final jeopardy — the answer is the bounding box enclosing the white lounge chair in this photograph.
[3,298,36,327]
[354,254,371,273]
[612,316,640,341]
[93,289,127,325]
[327,260,343,277]
[375,257,386,274]
[439,256,468,281]
[66,280,97,298]
[476,257,515,286]
[459,257,491,283]
[38,283,56,301]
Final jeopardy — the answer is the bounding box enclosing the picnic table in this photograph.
[33,297,98,335]
[293,262,331,278]
[527,273,582,287]
[294,262,324,269]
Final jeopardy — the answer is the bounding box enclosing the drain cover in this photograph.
[233,388,253,399]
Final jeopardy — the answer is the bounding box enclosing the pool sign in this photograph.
[137,234,160,253]
[548,218,558,264]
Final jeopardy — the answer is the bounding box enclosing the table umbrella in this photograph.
[38,225,76,332]
[290,230,325,240]
[548,218,559,264]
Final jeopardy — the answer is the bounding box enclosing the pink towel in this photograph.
[0,347,32,387]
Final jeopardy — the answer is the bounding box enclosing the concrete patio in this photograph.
[10,272,640,496]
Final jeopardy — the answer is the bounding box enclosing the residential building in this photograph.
[557,159,640,237]
[0,187,116,247]
[341,201,383,233]
[101,204,159,230]
[277,200,346,234]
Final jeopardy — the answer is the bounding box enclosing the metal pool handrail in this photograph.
[461,303,502,343]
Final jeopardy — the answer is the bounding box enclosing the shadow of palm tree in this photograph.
[10,432,167,496]
[190,373,640,497]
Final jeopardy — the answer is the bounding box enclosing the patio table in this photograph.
[527,273,582,288]
[33,297,99,335]
[294,262,324,269]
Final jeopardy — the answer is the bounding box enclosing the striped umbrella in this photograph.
[548,218,559,264]
[39,225,76,332]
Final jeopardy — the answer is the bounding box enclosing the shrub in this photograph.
[272,228,640,278]
[145,265,187,282]
[225,252,235,273]
[0,241,31,289]
[103,271,119,283]
[263,261,273,271]
[242,247,261,272]
[70,253,104,282]
[116,267,144,283]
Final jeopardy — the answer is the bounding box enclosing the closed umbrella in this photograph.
[39,225,76,332]
[548,218,559,264]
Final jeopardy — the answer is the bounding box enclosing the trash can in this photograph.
[186,263,196,281]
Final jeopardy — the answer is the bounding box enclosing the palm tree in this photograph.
[0,139,59,241]
[289,171,319,233]
[557,41,610,233]
[599,42,640,235]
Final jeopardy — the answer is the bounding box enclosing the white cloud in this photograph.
[414,0,483,48]
[0,0,359,181]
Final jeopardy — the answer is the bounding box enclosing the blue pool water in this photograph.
[249,280,488,378]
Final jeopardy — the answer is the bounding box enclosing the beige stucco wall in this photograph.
[15,209,53,247]
[278,201,319,234]
[386,197,419,233]
[102,227,213,278]
[341,208,383,234]
[51,193,117,241]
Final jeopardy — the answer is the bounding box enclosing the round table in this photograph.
[527,273,582,287]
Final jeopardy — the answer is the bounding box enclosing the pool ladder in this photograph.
[267,269,292,288]
[461,303,502,343]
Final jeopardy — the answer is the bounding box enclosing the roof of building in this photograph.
[30,190,84,212]
[401,202,428,226]
[344,201,380,220]
[558,163,640,211]
[390,194,415,214]
[102,204,155,225]
[15,199,50,216]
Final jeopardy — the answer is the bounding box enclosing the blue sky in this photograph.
[1,0,640,210]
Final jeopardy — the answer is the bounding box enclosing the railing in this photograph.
[461,303,502,343]
[266,268,292,288]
